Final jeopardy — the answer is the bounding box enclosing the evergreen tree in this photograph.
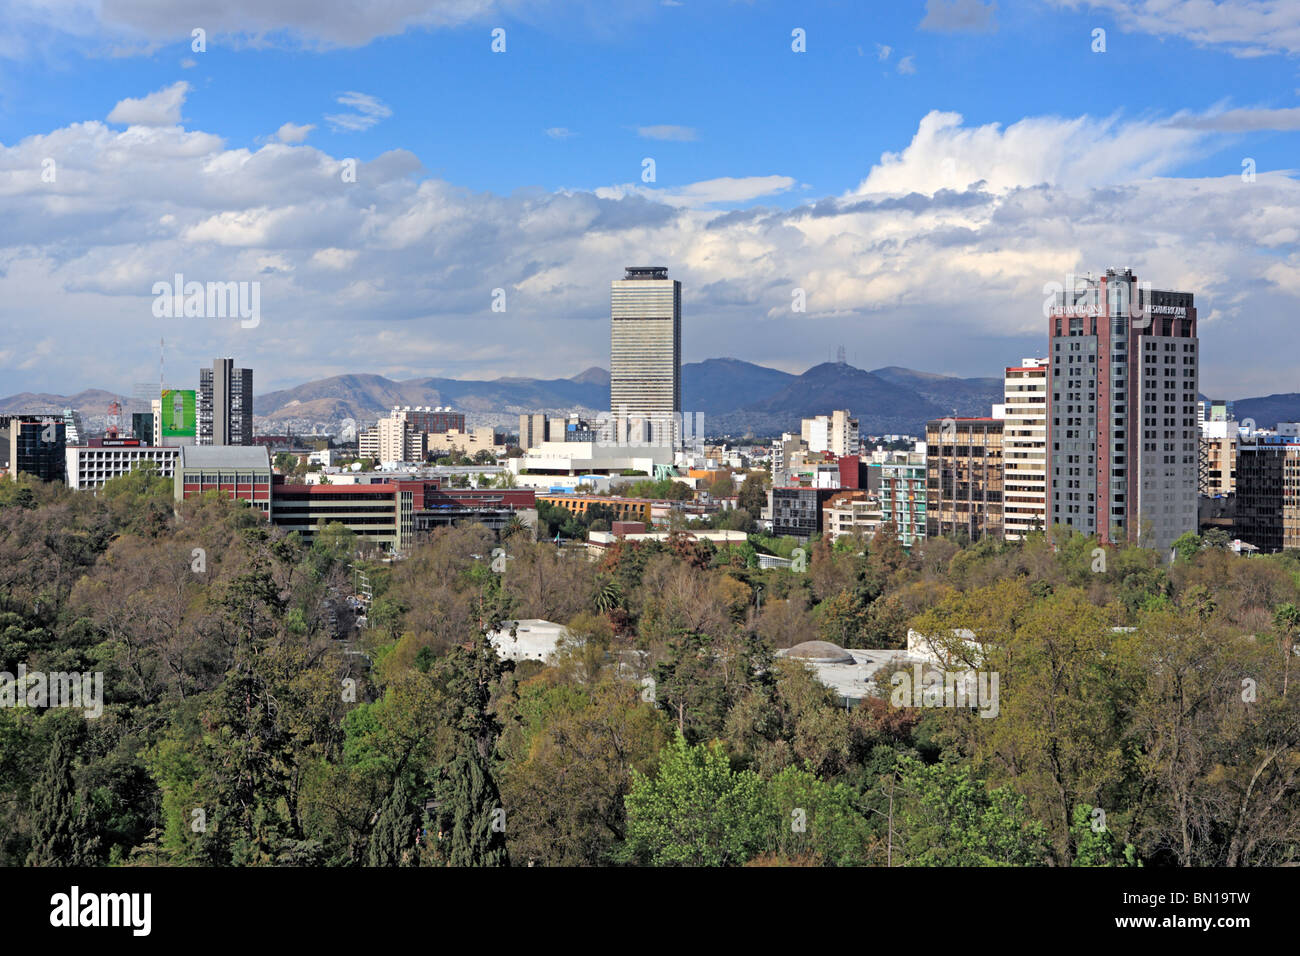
[26,721,96,866]
[367,776,417,867]
[443,742,508,867]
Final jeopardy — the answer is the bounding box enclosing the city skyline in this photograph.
[1,2,1299,400]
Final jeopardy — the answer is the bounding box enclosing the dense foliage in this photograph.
[1,468,1298,867]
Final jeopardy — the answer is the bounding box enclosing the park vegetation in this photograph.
[1,466,1298,867]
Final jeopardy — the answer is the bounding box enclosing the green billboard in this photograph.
[161,389,196,438]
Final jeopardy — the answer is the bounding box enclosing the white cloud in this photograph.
[1045,0,1300,56]
[637,124,697,141]
[896,55,916,75]
[544,127,574,139]
[324,91,392,132]
[276,121,316,143]
[106,81,190,127]
[876,43,892,60]
[852,109,1204,196]
[1,103,1299,400]
[596,174,797,208]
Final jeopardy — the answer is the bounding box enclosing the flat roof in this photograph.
[178,445,272,467]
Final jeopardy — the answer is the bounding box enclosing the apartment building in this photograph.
[1001,359,1049,540]
[1047,269,1199,555]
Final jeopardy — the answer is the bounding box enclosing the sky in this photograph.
[1,0,1299,400]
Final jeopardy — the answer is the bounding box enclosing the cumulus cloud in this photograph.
[637,124,697,141]
[896,55,916,75]
[324,91,392,132]
[275,121,315,143]
[1,103,1298,400]
[106,81,190,126]
[876,43,892,60]
[544,127,574,139]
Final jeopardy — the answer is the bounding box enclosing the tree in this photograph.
[623,733,774,866]
[894,756,1050,866]
[738,473,768,516]
[1274,602,1300,697]
[367,776,417,866]
[26,719,99,866]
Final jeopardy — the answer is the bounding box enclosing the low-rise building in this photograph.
[66,440,180,491]
[822,489,883,541]
[173,445,274,517]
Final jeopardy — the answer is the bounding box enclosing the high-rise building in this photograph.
[610,266,680,446]
[198,358,253,446]
[1047,269,1199,555]
[519,413,548,450]
[925,418,1004,541]
[1001,359,1049,540]
[802,410,860,458]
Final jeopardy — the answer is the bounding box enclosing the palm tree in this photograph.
[592,576,622,615]
[495,471,517,489]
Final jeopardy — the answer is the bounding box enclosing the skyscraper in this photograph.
[610,266,680,446]
[1047,268,1198,555]
[198,358,254,446]
[1001,358,1049,540]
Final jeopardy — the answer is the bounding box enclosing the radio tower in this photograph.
[837,344,847,365]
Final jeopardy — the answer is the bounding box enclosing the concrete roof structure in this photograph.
[178,445,272,468]
[486,619,569,663]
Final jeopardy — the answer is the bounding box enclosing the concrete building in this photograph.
[198,358,253,446]
[66,441,180,491]
[519,413,548,450]
[1047,269,1199,555]
[610,266,681,446]
[822,490,883,541]
[486,619,569,664]
[1001,359,1049,540]
[425,428,505,457]
[1200,434,1237,498]
[925,418,1004,541]
[802,410,860,458]
[173,444,273,517]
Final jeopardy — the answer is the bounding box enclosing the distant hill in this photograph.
[14,361,1295,440]
[1233,394,1300,431]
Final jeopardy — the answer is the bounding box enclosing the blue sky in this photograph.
[2,0,1300,408]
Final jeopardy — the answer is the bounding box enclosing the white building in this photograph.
[66,444,180,491]
[1001,358,1048,540]
[802,410,859,458]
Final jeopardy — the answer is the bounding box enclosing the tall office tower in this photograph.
[1047,269,1198,555]
[198,358,254,446]
[610,266,681,446]
[1001,359,1049,540]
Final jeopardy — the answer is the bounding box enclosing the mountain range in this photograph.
[5,360,1300,440]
